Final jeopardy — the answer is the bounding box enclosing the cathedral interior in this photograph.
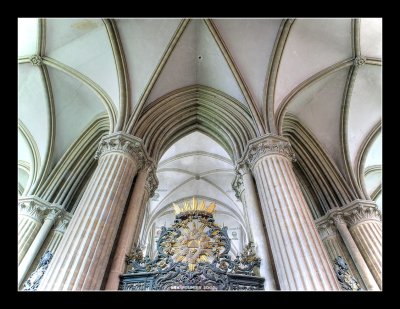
[18,18,382,291]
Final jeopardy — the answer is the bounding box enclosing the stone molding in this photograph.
[315,200,382,228]
[94,132,149,168]
[144,168,159,198]
[232,172,244,200]
[239,134,296,170]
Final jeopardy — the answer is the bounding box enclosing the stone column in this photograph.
[18,207,61,286]
[344,201,382,289]
[20,212,72,288]
[38,133,148,291]
[316,218,365,290]
[45,214,72,255]
[233,166,277,291]
[332,213,379,290]
[243,134,340,290]
[18,197,47,264]
[104,166,158,290]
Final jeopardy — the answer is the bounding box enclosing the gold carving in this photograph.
[172,197,216,216]
[160,198,225,272]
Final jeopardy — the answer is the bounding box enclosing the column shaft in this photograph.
[18,200,46,264]
[345,204,382,289]
[18,210,58,286]
[241,172,277,290]
[18,216,41,264]
[38,138,140,291]
[247,135,340,290]
[349,222,382,288]
[24,217,71,285]
[105,169,149,290]
[333,216,379,290]
[317,221,365,289]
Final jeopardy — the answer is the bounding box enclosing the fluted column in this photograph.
[46,214,72,254]
[38,133,148,291]
[316,219,365,290]
[18,207,61,286]
[18,198,47,264]
[345,201,382,289]
[105,165,158,290]
[134,170,158,244]
[233,166,277,290]
[21,212,72,288]
[332,213,379,290]
[243,134,340,290]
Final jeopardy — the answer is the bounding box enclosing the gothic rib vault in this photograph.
[18,18,382,291]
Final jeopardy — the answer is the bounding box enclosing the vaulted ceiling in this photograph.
[18,18,382,209]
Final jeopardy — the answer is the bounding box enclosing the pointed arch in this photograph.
[133,85,258,163]
[283,115,356,215]
[355,122,381,199]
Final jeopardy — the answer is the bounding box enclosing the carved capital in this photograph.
[317,219,338,240]
[145,170,159,198]
[44,207,62,222]
[354,56,366,67]
[331,213,347,225]
[54,217,70,234]
[344,204,382,227]
[53,210,72,233]
[94,133,147,167]
[243,134,296,170]
[29,55,43,66]
[18,197,50,222]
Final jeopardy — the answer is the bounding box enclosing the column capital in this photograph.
[54,219,69,232]
[18,196,51,223]
[44,207,61,221]
[343,202,382,227]
[241,134,296,170]
[331,213,347,225]
[316,218,338,240]
[94,132,150,168]
[51,208,72,233]
[315,200,381,228]
[144,169,159,198]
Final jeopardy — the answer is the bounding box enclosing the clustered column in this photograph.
[18,198,47,264]
[105,165,158,290]
[315,201,381,291]
[21,211,72,288]
[38,133,148,291]
[316,218,365,289]
[344,201,382,289]
[232,165,277,291]
[18,206,61,286]
[45,212,73,256]
[242,134,340,291]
